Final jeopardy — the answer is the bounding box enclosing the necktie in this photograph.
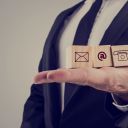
[64,0,103,106]
[73,0,103,44]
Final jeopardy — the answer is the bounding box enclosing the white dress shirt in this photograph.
[58,0,128,112]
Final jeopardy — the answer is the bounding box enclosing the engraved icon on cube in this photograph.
[75,52,89,62]
[113,50,128,61]
[66,45,93,68]
[93,45,112,68]
[111,45,128,67]
[98,51,107,61]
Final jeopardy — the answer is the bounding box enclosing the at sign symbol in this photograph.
[98,52,107,61]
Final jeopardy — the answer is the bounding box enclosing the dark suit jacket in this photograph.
[21,1,128,128]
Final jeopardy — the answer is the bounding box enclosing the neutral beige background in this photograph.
[0,0,80,128]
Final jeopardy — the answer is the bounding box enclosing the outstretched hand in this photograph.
[34,67,128,94]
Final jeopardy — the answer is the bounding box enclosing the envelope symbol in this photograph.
[75,52,89,62]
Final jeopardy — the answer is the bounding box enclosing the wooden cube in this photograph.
[111,45,128,67]
[66,45,93,68]
[93,45,112,68]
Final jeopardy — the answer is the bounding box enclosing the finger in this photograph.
[34,68,72,84]
[34,67,128,84]
[36,68,108,87]
[34,70,55,84]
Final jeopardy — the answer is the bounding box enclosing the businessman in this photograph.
[21,0,128,128]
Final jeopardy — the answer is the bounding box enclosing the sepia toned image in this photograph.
[1,0,128,128]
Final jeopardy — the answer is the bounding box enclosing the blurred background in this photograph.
[0,0,80,127]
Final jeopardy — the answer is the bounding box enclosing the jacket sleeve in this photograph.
[21,83,45,128]
[105,93,128,128]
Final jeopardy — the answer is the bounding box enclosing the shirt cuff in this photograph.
[111,93,128,112]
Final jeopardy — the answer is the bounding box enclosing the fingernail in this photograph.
[34,74,47,84]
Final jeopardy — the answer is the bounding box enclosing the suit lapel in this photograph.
[64,1,128,108]
[100,1,128,45]
[42,1,85,127]
[42,1,85,72]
